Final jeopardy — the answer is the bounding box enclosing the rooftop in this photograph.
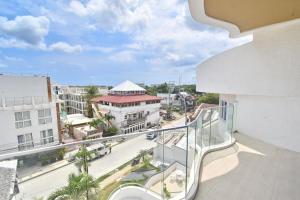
[92,95,162,104]
[0,160,18,200]
[110,80,146,92]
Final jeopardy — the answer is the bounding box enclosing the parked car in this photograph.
[146,129,158,140]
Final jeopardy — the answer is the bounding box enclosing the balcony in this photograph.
[0,96,50,109]
[121,117,146,128]
[0,105,236,200]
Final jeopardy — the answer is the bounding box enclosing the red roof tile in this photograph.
[91,95,162,104]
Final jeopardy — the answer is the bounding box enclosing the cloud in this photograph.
[68,0,152,32]
[109,50,135,62]
[0,15,49,46]
[48,42,82,53]
[66,0,251,69]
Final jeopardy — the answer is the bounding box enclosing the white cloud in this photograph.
[67,0,252,68]
[0,15,49,46]
[48,42,82,53]
[109,50,135,62]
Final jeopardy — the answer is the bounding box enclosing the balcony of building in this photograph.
[0,96,51,109]
[0,105,298,200]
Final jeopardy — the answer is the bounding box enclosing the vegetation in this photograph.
[88,118,105,130]
[75,145,92,173]
[145,83,169,95]
[103,114,115,127]
[163,183,171,199]
[104,126,118,136]
[47,173,98,200]
[39,148,66,166]
[85,86,99,118]
[145,83,197,96]
[197,93,219,105]
[139,150,147,162]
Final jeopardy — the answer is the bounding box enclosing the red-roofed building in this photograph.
[92,81,162,134]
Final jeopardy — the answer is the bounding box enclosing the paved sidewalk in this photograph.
[20,160,70,183]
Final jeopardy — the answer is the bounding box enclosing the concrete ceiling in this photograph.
[204,0,300,32]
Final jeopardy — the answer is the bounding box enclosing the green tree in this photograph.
[85,86,99,118]
[197,93,219,105]
[106,126,118,136]
[139,150,147,162]
[103,114,115,127]
[88,118,105,130]
[75,145,92,173]
[47,173,98,200]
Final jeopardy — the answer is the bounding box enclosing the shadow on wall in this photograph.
[195,133,300,200]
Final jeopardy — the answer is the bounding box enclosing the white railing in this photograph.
[0,96,49,107]
[0,105,236,200]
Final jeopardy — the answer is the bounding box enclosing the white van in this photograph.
[67,143,110,162]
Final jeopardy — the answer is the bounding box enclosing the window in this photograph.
[40,129,54,145]
[17,133,34,150]
[38,109,52,125]
[221,100,227,120]
[15,111,31,129]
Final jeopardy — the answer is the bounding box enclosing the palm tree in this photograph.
[103,114,115,127]
[88,118,105,130]
[85,86,99,118]
[47,173,98,200]
[139,150,147,162]
[75,145,92,173]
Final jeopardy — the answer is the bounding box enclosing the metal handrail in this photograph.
[0,106,225,160]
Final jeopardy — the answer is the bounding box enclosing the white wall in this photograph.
[196,21,300,97]
[235,95,300,152]
[0,104,59,152]
[197,21,300,152]
[0,75,49,98]
[0,75,59,152]
[98,102,160,128]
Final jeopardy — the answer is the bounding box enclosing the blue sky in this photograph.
[0,0,251,86]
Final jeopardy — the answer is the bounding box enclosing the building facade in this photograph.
[0,75,61,153]
[92,81,162,134]
[53,85,109,115]
[189,0,300,152]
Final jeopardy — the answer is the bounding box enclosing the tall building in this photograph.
[92,80,162,134]
[0,75,61,153]
[189,0,300,152]
[53,85,109,115]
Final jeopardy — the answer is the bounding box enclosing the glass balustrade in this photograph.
[0,105,235,200]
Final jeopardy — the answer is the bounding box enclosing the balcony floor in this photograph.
[195,133,300,200]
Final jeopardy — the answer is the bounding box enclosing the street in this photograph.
[17,117,186,200]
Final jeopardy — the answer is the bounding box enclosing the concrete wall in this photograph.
[197,21,300,152]
[0,75,59,152]
[0,104,59,152]
[98,102,160,128]
[0,75,49,98]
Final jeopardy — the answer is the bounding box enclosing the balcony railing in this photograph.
[121,117,146,127]
[0,105,235,200]
[0,96,50,108]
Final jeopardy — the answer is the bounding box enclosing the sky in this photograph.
[0,0,251,86]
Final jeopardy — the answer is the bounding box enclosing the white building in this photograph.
[92,80,162,134]
[189,0,300,152]
[0,75,61,153]
[53,85,109,115]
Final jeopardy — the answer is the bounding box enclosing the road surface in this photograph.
[17,117,186,200]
